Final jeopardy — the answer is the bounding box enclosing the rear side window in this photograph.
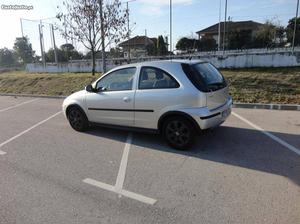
[139,67,180,89]
[182,62,227,92]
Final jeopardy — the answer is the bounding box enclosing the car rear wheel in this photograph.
[67,106,89,132]
[162,116,195,150]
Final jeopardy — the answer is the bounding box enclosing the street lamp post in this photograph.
[222,0,228,53]
[218,0,222,51]
[20,19,24,37]
[39,21,46,68]
[292,0,299,53]
[20,17,58,65]
[170,0,172,58]
[127,1,131,62]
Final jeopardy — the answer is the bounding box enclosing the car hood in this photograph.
[63,90,87,108]
[67,90,86,100]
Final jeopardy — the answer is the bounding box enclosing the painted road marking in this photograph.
[83,178,157,205]
[0,111,62,151]
[83,178,116,192]
[115,133,132,192]
[0,98,38,112]
[83,133,157,205]
[121,189,157,205]
[232,111,300,156]
[0,150,6,155]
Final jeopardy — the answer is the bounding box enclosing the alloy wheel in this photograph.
[165,120,191,147]
[68,108,84,130]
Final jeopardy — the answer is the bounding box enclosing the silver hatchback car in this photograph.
[63,60,232,150]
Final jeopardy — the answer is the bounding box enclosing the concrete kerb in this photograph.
[0,93,66,99]
[232,102,300,111]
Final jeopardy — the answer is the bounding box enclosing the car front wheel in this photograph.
[67,106,89,132]
[162,116,195,150]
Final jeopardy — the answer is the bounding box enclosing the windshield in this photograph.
[182,62,227,92]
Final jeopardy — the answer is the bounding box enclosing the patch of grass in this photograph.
[0,68,299,104]
[221,67,300,104]
[0,71,99,96]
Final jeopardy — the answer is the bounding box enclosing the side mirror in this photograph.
[85,84,94,92]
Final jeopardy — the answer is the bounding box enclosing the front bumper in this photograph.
[180,97,233,130]
[62,99,68,118]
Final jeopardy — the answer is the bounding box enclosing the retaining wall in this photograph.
[26,50,300,73]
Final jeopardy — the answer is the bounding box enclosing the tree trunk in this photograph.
[99,0,106,73]
[91,48,96,76]
[101,43,106,73]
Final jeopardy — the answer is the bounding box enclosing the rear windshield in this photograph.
[182,62,227,92]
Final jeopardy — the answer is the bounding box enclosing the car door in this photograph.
[86,67,137,126]
[134,66,181,129]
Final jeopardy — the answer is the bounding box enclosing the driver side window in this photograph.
[96,67,136,91]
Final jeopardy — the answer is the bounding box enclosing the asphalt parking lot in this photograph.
[0,96,299,224]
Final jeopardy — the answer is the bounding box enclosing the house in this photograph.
[118,35,157,58]
[196,20,263,48]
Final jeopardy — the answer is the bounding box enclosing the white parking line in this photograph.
[83,133,157,205]
[0,98,38,112]
[83,178,115,192]
[115,133,132,192]
[121,189,157,205]
[232,111,300,156]
[0,111,62,151]
[83,178,157,205]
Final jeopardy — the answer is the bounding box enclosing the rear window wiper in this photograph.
[207,82,224,87]
[207,82,225,90]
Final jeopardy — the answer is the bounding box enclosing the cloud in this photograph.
[139,0,193,16]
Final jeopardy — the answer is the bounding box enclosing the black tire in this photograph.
[67,106,89,132]
[162,116,195,150]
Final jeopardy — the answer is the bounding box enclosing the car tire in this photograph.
[162,116,195,150]
[67,106,89,132]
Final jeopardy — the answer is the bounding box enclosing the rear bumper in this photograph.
[179,97,233,130]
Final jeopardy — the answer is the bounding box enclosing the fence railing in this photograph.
[26,46,300,72]
[71,46,300,64]
[31,47,300,67]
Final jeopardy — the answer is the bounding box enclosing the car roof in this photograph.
[115,59,207,69]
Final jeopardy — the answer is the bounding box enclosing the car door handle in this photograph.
[123,97,131,102]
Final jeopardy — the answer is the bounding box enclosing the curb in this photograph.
[233,102,300,111]
[1,93,299,111]
[0,93,66,99]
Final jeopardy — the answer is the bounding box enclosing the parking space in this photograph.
[0,96,299,224]
[0,96,38,111]
[0,98,62,143]
[233,108,300,149]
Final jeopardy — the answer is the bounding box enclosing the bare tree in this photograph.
[57,0,128,75]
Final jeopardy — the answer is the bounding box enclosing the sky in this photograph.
[0,0,297,56]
